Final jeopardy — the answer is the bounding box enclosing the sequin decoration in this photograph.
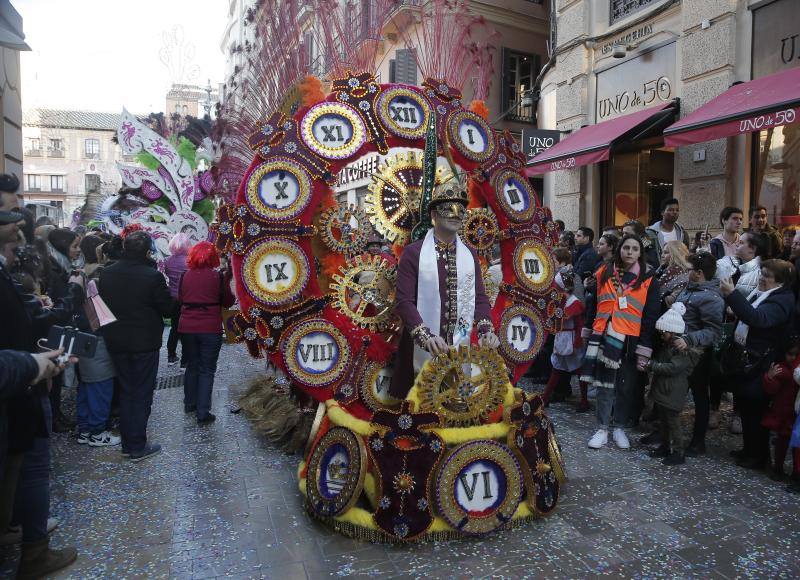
[299,102,367,160]
[306,427,367,518]
[281,319,350,388]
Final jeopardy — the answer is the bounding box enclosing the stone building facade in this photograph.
[0,3,27,179]
[22,109,124,225]
[538,0,800,234]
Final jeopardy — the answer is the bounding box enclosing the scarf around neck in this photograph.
[413,230,475,371]
[734,284,781,345]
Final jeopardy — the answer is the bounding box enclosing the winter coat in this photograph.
[747,224,783,259]
[650,344,700,412]
[645,221,691,260]
[573,244,601,281]
[164,253,188,299]
[655,264,688,309]
[715,255,761,297]
[583,265,662,355]
[99,257,177,353]
[178,268,235,334]
[0,264,83,456]
[551,294,585,372]
[0,350,38,398]
[725,285,794,398]
[761,362,799,436]
[77,337,116,383]
[674,280,724,349]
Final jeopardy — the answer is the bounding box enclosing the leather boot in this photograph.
[16,537,77,579]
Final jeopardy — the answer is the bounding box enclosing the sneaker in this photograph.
[88,431,121,447]
[708,410,720,430]
[129,443,161,463]
[729,415,743,434]
[197,413,216,425]
[588,429,608,449]
[47,517,59,534]
[612,428,630,449]
[76,432,90,445]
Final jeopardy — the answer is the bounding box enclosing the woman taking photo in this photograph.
[178,242,235,424]
[720,259,795,469]
[581,234,661,450]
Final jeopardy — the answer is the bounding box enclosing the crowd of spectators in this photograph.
[0,173,231,577]
[548,198,800,490]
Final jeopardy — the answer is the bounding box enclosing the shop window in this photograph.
[752,125,800,227]
[610,0,658,25]
[603,148,674,227]
[501,49,538,124]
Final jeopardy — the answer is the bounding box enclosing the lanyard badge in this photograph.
[618,296,628,309]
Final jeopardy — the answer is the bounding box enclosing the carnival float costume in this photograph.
[219,72,568,541]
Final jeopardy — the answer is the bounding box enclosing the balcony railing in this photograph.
[505,100,536,124]
[48,149,64,158]
[84,152,99,159]
[25,149,42,157]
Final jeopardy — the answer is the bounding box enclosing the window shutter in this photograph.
[389,59,396,83]
[394,49,417,85]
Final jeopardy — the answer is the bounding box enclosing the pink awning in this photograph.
[664,67,800,147]
[524,103,675,176]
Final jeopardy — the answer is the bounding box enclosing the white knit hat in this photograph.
[656,302,686,334]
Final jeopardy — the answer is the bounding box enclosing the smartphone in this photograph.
[45,326,98,359]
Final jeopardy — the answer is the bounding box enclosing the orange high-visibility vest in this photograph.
[593,265,653,337]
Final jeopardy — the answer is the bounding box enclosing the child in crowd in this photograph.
[646,302,700,465]
[542,269,589,411]
[762,338,800,481]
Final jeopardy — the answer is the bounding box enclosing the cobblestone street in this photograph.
[5,340,800,579]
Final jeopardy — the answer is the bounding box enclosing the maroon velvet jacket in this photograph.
[390,237,493,398]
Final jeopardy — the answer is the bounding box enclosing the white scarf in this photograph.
[413,230,476,371]
[734,284,781,345]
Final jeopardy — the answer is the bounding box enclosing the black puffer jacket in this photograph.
[99,257,176,353]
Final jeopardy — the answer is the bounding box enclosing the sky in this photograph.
[15,0,228,114]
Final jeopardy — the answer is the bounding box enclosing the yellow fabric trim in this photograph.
[324,377,517,445]
[364,473,376,508]
[299,473,538,535]
[326,400,376,436]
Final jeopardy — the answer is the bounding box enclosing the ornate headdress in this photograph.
[429,173,468,210]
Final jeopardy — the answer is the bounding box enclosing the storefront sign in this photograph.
[596,42,676,122]
[599,24,654,55]
[521,129,561,162]
[336,153,381,187]
[752,0,800,78]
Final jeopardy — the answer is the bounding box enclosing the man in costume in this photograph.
[390,175,500,398]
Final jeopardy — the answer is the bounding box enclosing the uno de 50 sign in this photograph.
[596,42,676,122]
[521,129,562,162]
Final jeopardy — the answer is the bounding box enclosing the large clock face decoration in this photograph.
[222,72,560,407]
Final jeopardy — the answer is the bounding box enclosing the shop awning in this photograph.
[663,67,800,147]
[524,102,676,176]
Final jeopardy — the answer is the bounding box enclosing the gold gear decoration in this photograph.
[319,204,371,256]
[459,208,499,258]
[330,254,399,333]
[415,345,507,427]
[365,151,452,245]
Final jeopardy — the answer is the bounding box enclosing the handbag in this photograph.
[553,330,574,356]
[719,339,772,377]
[86,279,117,328]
